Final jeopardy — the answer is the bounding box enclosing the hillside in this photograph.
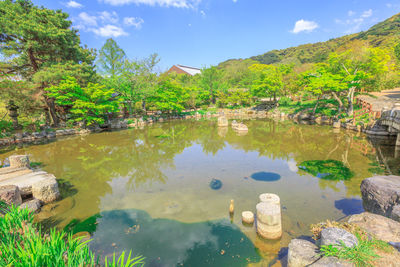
[221,12,400,67]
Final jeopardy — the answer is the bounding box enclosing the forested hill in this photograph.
[221,12,400,66]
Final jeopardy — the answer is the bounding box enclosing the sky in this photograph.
[33,0,400,71]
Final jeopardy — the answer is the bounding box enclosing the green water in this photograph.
[1,118,397,266]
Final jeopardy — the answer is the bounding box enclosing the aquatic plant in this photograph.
[0,201,145,267]
[299,160,353,180]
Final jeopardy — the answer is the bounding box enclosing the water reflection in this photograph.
[334,198,364,216]
[0,118,395,265]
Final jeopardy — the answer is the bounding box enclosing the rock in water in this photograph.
[242,211,254,224]
[320,227,358,248]
[308,256,353,267]
[0,185,22,205]
[287,239,320,267]
[32,178,60,203]
[348,212,400,242]
[360,175,400,222]
[209,179,222,190]
[9,155,30,169]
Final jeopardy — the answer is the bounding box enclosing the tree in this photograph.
[46,77,120,126]
[302,66,347,115]
[148,80,189,113]
[395,43,400,62]
[96,38,127,78]
[327,47,390,116]
[0,0,95,125]
[198,66,225,104]
[249,64,283,101]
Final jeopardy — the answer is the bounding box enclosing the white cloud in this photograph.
[335,9,374,34]
[291,19,319,34]
[99,11,119,24]
[66,0,83,8]
[200,10,206,16]
[102,0,201,8]
[361,9,372,18]
[348,10,355,16]
[78,12,98,26]
[123,17,144,29]
[91,25,128,37]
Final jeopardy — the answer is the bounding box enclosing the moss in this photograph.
[299,160,353,180]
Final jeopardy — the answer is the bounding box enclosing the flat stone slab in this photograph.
[348,212,400,242]
[0,171,56,196]
[320,227,358,248]
[0,167,34,181]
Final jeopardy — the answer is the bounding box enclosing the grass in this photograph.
[0,201,145,267]
[320,233,392,267]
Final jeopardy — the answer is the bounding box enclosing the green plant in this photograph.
[0,120,13,137]
[0,201,144,267]
[320,232,392,267]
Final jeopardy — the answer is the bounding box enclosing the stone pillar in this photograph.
[396,133,400,147]
[256,194,282,239]
[9,155,30,169]
[218,116,228,127]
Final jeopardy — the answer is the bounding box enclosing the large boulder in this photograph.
[320,227,358,248]
[0,185,22,205]
[360,175,400,222]
[32,178,60,203]
[348,212,400,242]
[287,239,320,267]
[9,155,30,169]
[308,256,353,267]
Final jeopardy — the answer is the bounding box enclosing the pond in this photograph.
[1,118,398,266]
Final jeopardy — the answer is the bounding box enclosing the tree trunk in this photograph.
[331,92,343,116]
[312,96,321,115]
[346,87,356,116]
[44,97,59,127]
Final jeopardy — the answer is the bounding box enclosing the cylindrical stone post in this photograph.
[259,193,280,205]
[242,211,254,224]
[9,155,30,169]
[218,116,228,127]
[396,133,400,147]
[256,196,282,239]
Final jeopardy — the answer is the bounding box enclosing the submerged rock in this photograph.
[308,256,353,267]
[209,179,222,190]
[287,239,320,267]
[20,198,41,213]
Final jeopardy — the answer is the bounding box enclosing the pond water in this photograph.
[1,118,398,266]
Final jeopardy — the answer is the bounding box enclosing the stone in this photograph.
[256,201,282,239]
[348,212,400,242]
[20,199,41,213]
[235,123,248,132]
[259,193,280,205]
[392,205,400,222]
[32,178,60,203]
[320,227,358,248]
[0,185,22,205]
[308,256,353,267]
[242,211,254,224]
[217,116,228,127]
[9,155,30,169]
[287,239,320,267]
[360,175,400,221]
[333,121,341,128]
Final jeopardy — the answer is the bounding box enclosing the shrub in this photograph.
[278,96,292,106]
[0,120,13,137]
[0,201,145,267]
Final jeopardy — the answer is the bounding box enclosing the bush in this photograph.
[278,96,292,106]
[0,120,13,137]
[0,201,145,267]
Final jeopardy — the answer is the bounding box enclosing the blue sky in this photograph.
[33,0,400,71]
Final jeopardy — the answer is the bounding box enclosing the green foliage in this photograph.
[148,80,189,113]
[97,38,127,77]
[249,64,283,98]
[299,160,354,180]
[0,202,145,267]
[320,233,392,267]
[0,120,13,137]
[395,43,400,62]
[216,90,252,108]
[46,77,120,126]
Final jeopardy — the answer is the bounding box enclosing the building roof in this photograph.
[175,65,201,76]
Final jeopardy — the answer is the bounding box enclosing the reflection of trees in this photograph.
[1,118,384,204]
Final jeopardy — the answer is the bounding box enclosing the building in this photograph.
[167,64,201,76]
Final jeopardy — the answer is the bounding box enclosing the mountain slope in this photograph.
[221,13,400,67]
